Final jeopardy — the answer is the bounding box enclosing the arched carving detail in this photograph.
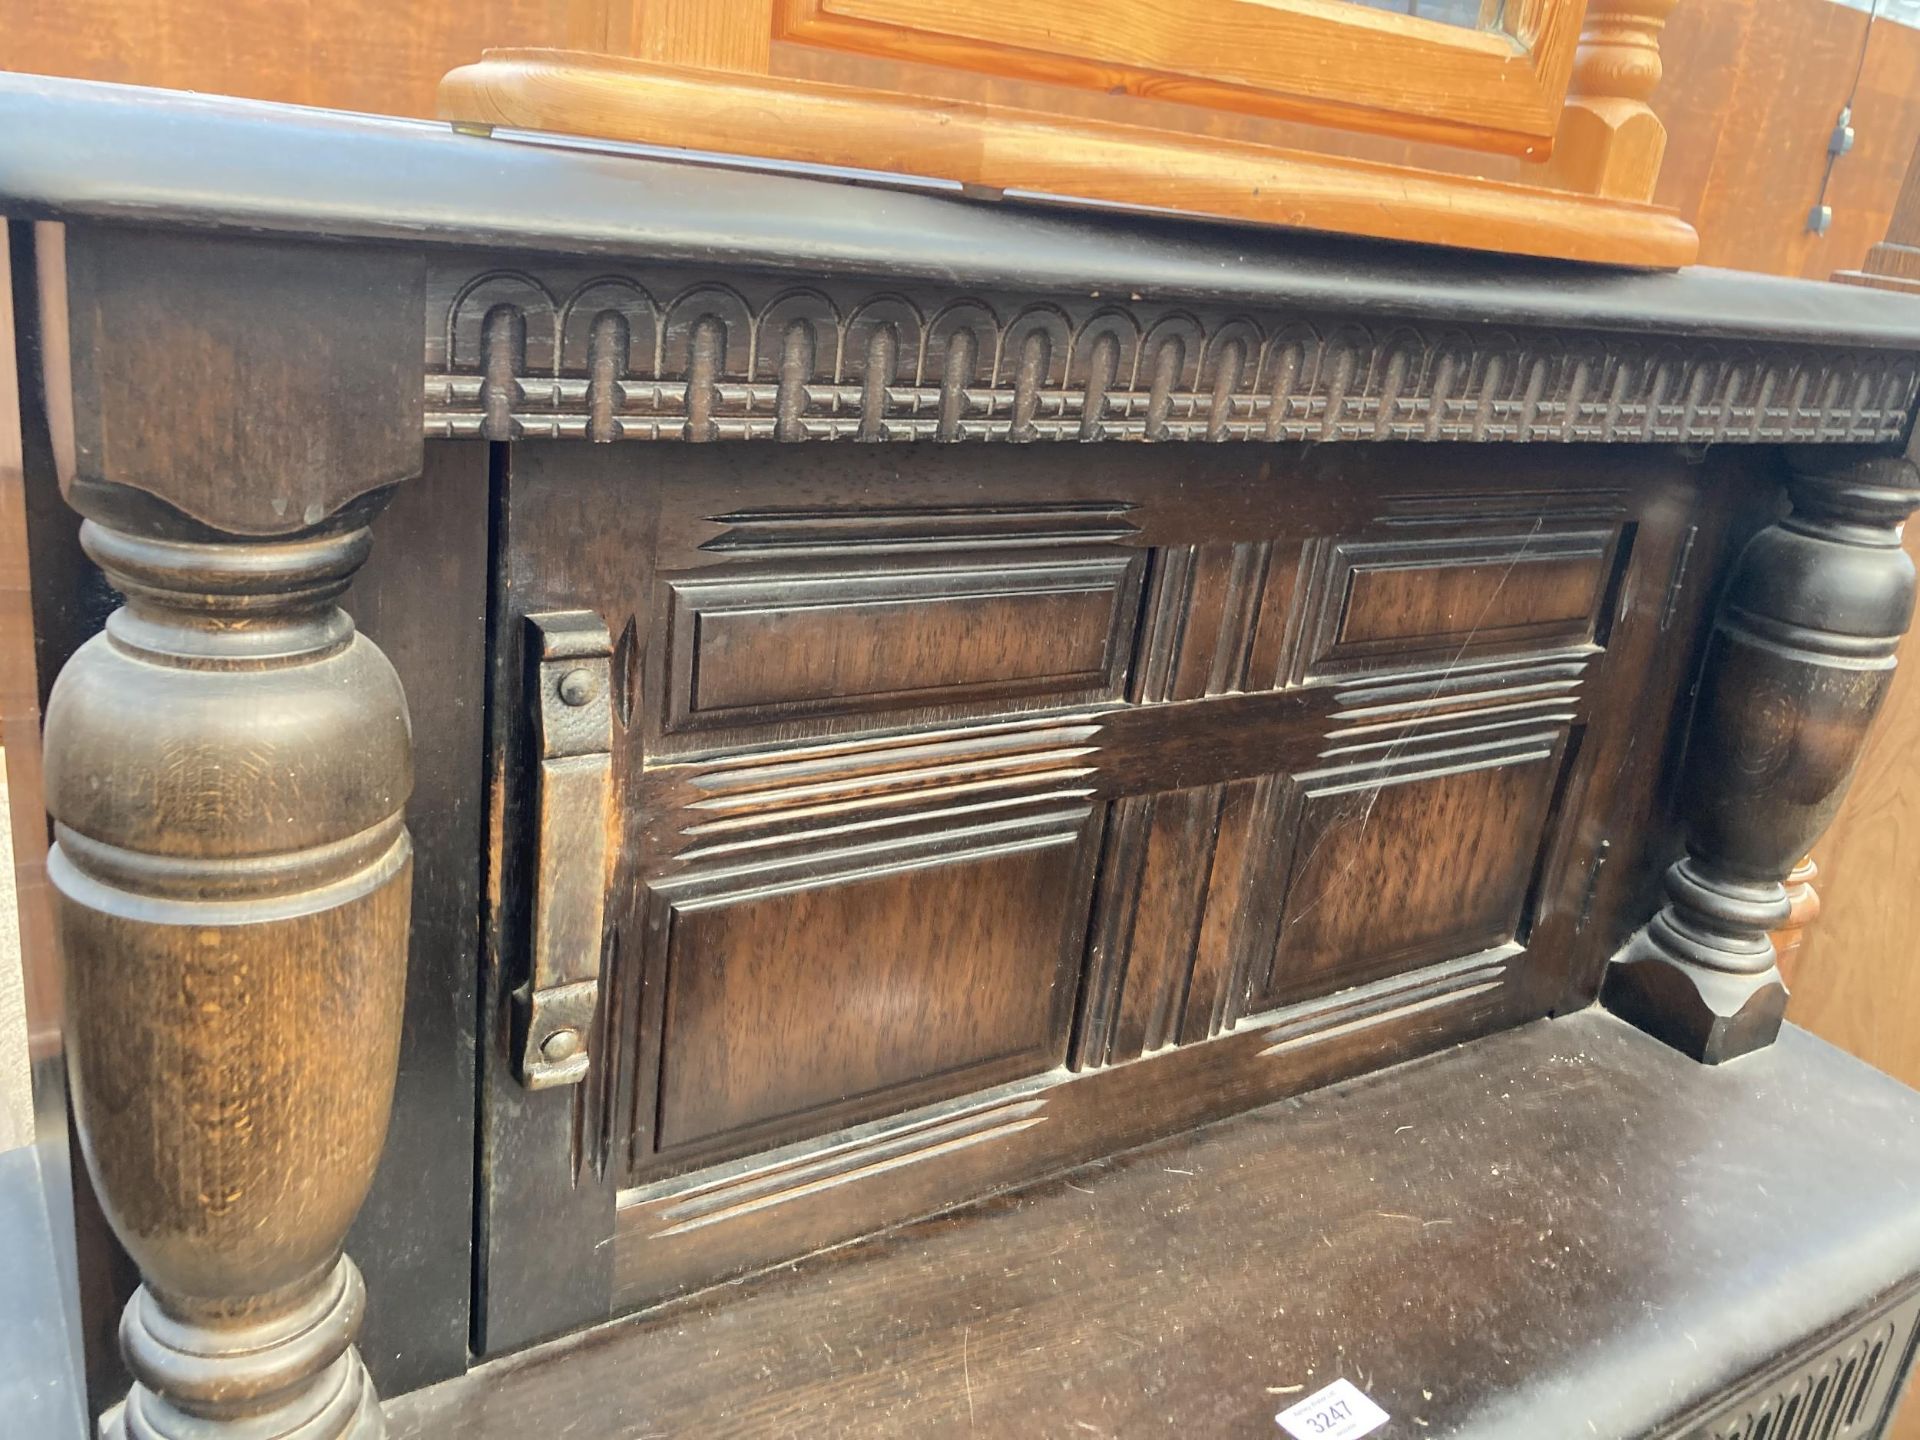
[448,271,557,375]
[420,267,1920,448]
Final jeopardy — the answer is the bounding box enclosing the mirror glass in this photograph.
[1331,0,1506,31]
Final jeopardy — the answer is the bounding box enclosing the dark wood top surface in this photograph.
[6,75,1920,353]
[386,1011,1920,1439]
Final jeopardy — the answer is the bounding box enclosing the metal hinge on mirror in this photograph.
[512,610,614,1090]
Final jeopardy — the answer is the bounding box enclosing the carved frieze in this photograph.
[426,266,1920,446]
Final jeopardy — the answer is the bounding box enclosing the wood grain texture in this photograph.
[1075,781,1248,1064]
[32,228,427,1437]
[1300,528,1617,679]
[1798,144,1920,1103]
[436,52,1699,267]
[49,523,410,1439]
[610,946,1530,1311]
[1793,526,1920,1085]
[1541,0,1678,202]
[1684,0,1920,279]
[1336,547,1606,647]
[663,550,1139,731]
[340,445,491,1396]
[9,45,1920,1440]
[1802,538,1920,1440]
[0,0,609,116]
[1818,162,1920,1440]
[53,228,422,537]
[769,0,1920,281]
[471,434,1724,1348]
[614,0,772,69]
[1262,751,1563,1008]
[650,819,1093,1157]
[775,0,1577,155]
[388,1013,1920,1440]
[3,0,1918,281]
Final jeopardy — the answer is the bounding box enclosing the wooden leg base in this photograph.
[1601,455,1920,1065]
[107,1258,385,1440]
[107,1385,380,1440]
[1601,942,1788,1065]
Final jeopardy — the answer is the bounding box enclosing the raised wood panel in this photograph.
[641,804,1097,1170]
[1257,744,1566,1010]
[660,549,1141,740]
[1074,778,1277,1067]
[610,944,1530,1310]
[611,0,774,69]
[1339,544,1604,644]
[480,440,1715,1351]
[1301,527,1618,680]
[1130,541,1307,703]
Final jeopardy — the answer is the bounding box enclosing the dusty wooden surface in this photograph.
[389,1010,1920,1440]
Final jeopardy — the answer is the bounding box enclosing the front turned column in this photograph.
[1604,450,1920,1062]
[34,224,426,1438]
[47,508,410,1439]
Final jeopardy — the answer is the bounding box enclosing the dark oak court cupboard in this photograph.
[9,73,1920,1440]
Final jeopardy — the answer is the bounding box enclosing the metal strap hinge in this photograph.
[512,610,614,1090]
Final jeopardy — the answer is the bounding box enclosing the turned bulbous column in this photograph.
[48,512,412,1438]
[1604,450,1920,1062]
[35,224,426,1438]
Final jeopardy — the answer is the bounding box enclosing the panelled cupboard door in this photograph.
[771,0,1583,155]
[476,440,1727,1353]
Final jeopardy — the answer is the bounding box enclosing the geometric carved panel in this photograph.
[660,547,1145,745]
[1254,744,1566,1012]
[1075,778,1279,1066]
[645,805,1097,1169]
[1298,527,1619,682]
[483,434,1720,1357]
[1130,542,1302,702]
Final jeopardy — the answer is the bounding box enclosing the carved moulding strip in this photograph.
[424,267,1920,447]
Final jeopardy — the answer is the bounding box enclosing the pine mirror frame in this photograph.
[775,0,1586,156]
